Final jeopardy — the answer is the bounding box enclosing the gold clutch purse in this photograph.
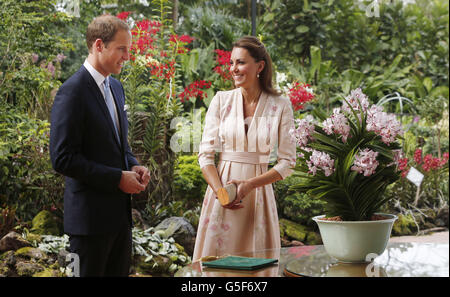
[217,183,236,206]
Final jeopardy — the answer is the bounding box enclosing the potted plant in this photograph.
[290,88,404,262]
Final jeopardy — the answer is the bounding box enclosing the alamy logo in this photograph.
[169,111,280,153]
[360,0,380,18]
[66,252,80,277]
[58,0,80,18]
[365,253,380,277]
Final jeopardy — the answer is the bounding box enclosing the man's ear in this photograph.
[93,38,104,53]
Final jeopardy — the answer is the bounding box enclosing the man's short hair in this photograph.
[86,15,129,52]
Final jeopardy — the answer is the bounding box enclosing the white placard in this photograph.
[406,166,424,187]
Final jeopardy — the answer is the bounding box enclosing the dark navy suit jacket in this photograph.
[50,65,139,235]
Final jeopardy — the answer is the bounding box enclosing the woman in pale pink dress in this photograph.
[193,36,296,262]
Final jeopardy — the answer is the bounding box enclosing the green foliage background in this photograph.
[0,0,448,233]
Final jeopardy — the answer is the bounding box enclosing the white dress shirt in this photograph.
[83,60,121,139]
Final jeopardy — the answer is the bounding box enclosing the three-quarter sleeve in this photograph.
[272,99,296,179]
[198,93,221,169]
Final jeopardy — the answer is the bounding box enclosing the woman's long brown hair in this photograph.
[232,36,281,96]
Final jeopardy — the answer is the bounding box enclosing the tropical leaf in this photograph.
[311,107,328,121]
[366,144,394,159]
[346,114,359,137]
[312,132,347,151]
[340,94,362,132]
[308,142,339,156]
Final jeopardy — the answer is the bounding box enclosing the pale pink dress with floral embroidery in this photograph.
[193,88,296,262]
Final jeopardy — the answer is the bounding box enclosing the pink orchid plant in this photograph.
[290,88,404,221]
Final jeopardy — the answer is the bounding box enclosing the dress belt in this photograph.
[220,152,270,165]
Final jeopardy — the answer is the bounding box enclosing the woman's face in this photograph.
[230,47,265,89]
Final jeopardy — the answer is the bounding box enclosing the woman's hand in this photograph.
[222,179,255,210]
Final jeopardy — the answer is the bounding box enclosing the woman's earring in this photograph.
[257,73,260,78]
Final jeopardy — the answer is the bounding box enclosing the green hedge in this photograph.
[274,175,326,227]
[173,154,207,210]
[0,104,64,222]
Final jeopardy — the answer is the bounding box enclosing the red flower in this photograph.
[414,148,422,164]
[401,169,409,178]
[179,80,212,102]
[129,18,162,60]
[169,35,177,43]
[398,158,409,172]
[136,37,151,53]
[179,35,194,43]
[116,11,131,21]
[126,16,192,83]
[421,154,432,171]
[170,34,193,44]
[401,150,450,174]
[397,157,410,177]
[213,50,232,81]
[215,49,231,66]
[136,19,150,31]
[288,82,315,111]
[421,154,443,172]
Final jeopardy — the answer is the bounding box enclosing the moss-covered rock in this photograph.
[392,214,417,236]
[33,266,64,277]
[0,261,12,277]
[15,261,44,276]
[2,246,63,277]
[14,247,47,261]
[0,250,14,263]
[24,233,42,245]
[33,269,56,277]
[0,250,16,276]
[279,224,285,238]
[31,210,61,236]
[154,217,196,256]
[279,219,308,242]
[279,218,322,245]
[134,254,173,276]
[0,231,31,253]
[305,231,322,245]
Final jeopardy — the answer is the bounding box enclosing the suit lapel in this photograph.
[83,68,122,149]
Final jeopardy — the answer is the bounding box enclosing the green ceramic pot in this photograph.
[312,213,398,263]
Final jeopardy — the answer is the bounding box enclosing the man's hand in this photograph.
[131,165,151,187]
[119,171,146,194]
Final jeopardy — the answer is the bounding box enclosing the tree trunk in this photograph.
[172,0,178,29]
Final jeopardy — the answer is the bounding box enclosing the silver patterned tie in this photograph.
[103,77,120,142]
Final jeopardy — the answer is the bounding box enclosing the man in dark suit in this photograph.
[50,15,150,277]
